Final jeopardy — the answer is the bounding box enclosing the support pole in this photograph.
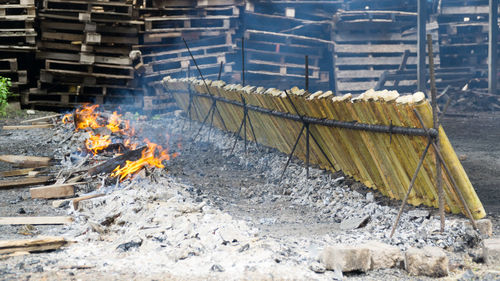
[489,0,498,94]
[417,0,427,92]
[427,34,445,232]
[242,36,245,86]
[305,55,309,92]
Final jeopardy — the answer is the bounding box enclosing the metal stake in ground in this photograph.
[280,90,336,181]
[207,61,225,142]
[183,38,228,139]
[390,137,432,237]
[414,109,478,230]
[427,33,445,232]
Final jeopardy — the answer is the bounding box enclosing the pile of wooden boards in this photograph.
[239,1,340,92]
[136,1,241,114]
[25,0,142,109]
[333,10,440,94]
[0,0,36,96]
[163,76,486,219]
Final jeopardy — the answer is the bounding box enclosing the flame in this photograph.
[62,113,72,124]
[85,132,112,155]
[111,139,178,181]
[76,104,101,130]
[106,111,121,133]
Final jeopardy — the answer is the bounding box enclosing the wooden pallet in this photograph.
[244,1,341,21]
[144,14,238,33]
[41,0,134,18]
[334,10,440,94]
[22,92,143,110]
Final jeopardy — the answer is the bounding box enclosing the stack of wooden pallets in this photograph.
[135,0,241,113]
[437,0,499,88]
[25,0,142,110]
[333,10,440,94]
[240,1,340,92]
[0,0,36,96]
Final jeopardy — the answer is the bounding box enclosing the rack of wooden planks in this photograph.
[239,1,340,92]
[333,10,440,94]
[135,1,241,114]
[0,0,36,97]
[25,0,142,110]
[163,76,486,219]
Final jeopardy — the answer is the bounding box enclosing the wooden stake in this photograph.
[30,183,79,199]
[0,168,35,177]
[427,34,445,232]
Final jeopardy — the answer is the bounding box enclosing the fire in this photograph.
[85,132,112,155]
[111,139,178,181]
[76,104,101,130]
[62,104,179,180]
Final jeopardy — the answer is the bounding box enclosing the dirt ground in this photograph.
[0,108,499,280]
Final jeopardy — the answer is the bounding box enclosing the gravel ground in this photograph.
[0,109,498,280]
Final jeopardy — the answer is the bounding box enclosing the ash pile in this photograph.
[0,106,498,280]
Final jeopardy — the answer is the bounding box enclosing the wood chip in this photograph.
[0,216,73,225]
[0,176,51,189]
[0,236,68,255]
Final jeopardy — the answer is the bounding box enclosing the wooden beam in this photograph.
[0,236,68,255]
[2,124,54,130]
[489,0,498,94]
[30,183,77,199]
[0,176,51,189]
[0,155,52,167]
[0,217,73,225]
[417,0,427,92]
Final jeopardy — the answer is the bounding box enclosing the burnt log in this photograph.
[88,146,146,176]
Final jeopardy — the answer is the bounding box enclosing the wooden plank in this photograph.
[0,236,68,255]
[0,216,73,225]
[30,183,77,199]
[0,168,35,177]
[0,155,51,167]
[0,176,51,189]
[2,124,54,130]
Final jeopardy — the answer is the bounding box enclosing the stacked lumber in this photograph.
[136,1,241,113]
[333,10,440,94]
[0,0,36,97]
[26,0,142,110]
[240,1,340,91]
[438,0,498,68]
[163,76,486,219]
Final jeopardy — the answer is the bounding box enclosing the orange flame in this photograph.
[111,139,178,181]
[85,132,112,155]
[62,113,72,124]
[76,104,101,131]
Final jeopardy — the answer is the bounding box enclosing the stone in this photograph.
[362,241,403,270]
[483,238,500,265]
[476,219,493,237]
[309,262,326,273]
[320,245,371,272]
[116,237,143,252]
[366,192,374,202]
[339,215,370,230]
[26,110,35,115]
[405,246,448,277]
